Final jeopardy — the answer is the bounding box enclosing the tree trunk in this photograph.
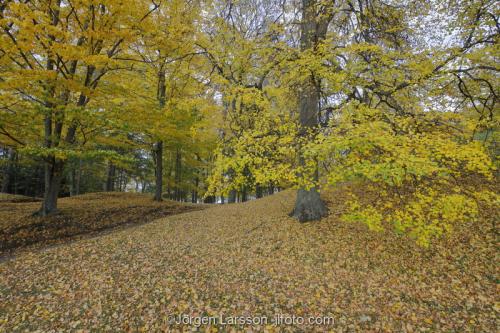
[106,162,116,191]
[68,159,81,196]
[154,141,163,201]
[166,154,172,199]
[174,148,181,201]
[24,170,30,196]
[1,148,15,193]
[37,0,63,216]
[241,186,248,202]
[292,187,327,222]
[40,159,64,215]
[117,168,122,191]
[75,159,81,195]
[256,185,263,199]
[291,0,330,222]
[267,181,275,196]
[119,168,126,191]
[154,66,166,201]
[192,177,199,203]
[69,167,76,196]
[228,189,236,203]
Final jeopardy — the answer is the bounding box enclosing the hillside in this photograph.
[0,192,204,255]
[0,186,496,332]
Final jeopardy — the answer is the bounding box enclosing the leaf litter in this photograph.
[0,186,497,332]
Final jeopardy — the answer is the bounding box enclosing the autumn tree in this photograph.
[0,0,160,214]
[128,0,201,201]
[202,0,297,202]
[288,0,332,221]
[206,0,497,245]
[107,0,218,202]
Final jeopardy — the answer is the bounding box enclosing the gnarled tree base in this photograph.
[291,188,328,222]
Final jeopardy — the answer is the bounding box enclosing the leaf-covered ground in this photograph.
[0,193,41,203]
[0,186,497,332]
[0,192,204,255]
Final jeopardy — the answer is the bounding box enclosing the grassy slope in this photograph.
[0,192,204,255]
[0,187,496,332]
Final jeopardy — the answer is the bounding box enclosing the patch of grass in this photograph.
[0,192,205,255]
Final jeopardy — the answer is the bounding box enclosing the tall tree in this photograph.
[128,0,202,201]
[290,0,332,221]
[0,0,153,214]
[205,0,497,245]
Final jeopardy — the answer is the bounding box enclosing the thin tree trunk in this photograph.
[119,168,125,191]
[154,141,163,201]
[69,167,76,196]
[256,185,263,199]
[228,189,236,203]
[117,168,122,191]
[75,159,81,195]
[166,152,173,199]
[106,162,116,191]
[192,176,199,203]
[241,186,248,202]
[24,169,30,196]
[174,148,181,201]
[154,67,166,201]
[68,159,81,196]
[268,182,274,196]
[1,148,15,193]
[291,0,329,222]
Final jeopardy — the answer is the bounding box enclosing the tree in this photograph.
[0,0,155,214]
[290,0,332,222]
[202,0,297,202]
[126,0,204,201]
[205,0,497,245]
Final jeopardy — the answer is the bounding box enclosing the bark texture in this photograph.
[41,160,64,215]
[154,141,163,201]
[1,148,15,193]
[291,0,330,222]
[292,188,328,222]
[106,162,116,191]
[154,68,166,201]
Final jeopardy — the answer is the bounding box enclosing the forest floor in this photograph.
[0,192,204,256]
[0,185,497,332]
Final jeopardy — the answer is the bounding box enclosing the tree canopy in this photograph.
[0,0,498,246]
